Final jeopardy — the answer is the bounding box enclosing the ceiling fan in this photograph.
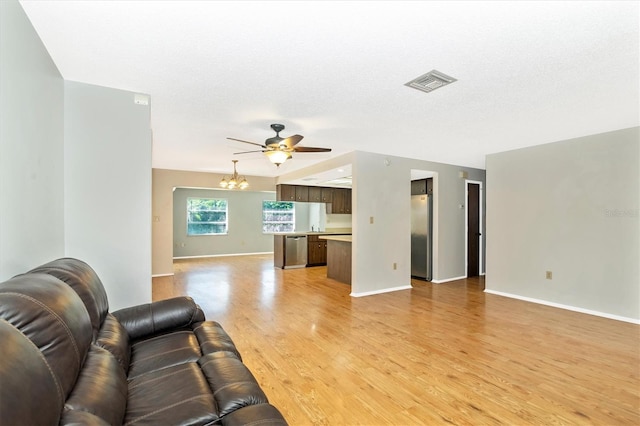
[227,124,331,167]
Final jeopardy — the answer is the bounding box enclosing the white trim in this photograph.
[152,273,174,278]
[431,275,467,284]
[484,289,640,324]
[351,285,412,297]
[465,180,484,277]
[173,251,273,260]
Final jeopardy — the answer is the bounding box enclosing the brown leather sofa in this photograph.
[0,258,287,425]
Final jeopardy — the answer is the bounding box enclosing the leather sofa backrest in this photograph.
[0,319,64,424]
[0,274,93,402]
[27,257,110,339]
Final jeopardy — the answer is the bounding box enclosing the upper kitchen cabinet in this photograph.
[276,184,350,211]
[276,184,296,201]
[411,178,433,195]
[308,186,322,202]
[331,188,351,214]
[411,179,427,195]
[295,185,309,202]
[321,187,333,203]
[276,184,308,202]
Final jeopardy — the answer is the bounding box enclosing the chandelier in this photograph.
[219,160,248,190]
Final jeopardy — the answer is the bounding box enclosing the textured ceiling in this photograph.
[19,1,639,178]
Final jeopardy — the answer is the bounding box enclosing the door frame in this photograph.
[464,180,484,277]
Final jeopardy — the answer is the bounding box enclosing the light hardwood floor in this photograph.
[153,255,640,425]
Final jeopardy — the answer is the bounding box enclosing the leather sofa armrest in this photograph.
[112,297,205,341]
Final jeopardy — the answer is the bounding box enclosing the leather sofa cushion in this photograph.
[198,352,268,417]
[0,274,92,399]
[27,258,110,339]
[113,297,205,341]
[220,403,288,426]
[63,345,127,425]
[96,313,131,373]
[128,330,202,379]
[194,321,242,360]
[0,320,63,424]
[126,362,217,425]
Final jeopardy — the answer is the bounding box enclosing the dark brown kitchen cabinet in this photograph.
[276,185,296,201]
[308,186,322,202]
[321,187,333,203]
[331,188,351,214]
[295,185,309,202]
[307,235,327,266]
[411,178,433,195]
[411,179,427,195]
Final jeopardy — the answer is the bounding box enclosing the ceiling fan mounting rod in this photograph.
[270,123,285,135]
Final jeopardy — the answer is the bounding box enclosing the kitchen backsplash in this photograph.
[325,214,352,230]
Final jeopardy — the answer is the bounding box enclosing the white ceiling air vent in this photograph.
[405,70,457,93]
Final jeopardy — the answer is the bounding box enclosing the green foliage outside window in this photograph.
[187,198,228,235]
[263,201,294,233]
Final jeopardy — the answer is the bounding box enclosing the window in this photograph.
[262,201,295,233]
[187,198,228,235]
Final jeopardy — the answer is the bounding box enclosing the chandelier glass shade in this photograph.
[220,160,248,190]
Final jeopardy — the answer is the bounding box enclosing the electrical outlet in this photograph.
[546,271,552,280]
[370,216,374,224]
[393,262,397,270]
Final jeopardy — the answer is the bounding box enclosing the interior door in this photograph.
[467,183,480,277]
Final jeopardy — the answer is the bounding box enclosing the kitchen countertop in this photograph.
[319,235,352,243]
[273,229,351,236]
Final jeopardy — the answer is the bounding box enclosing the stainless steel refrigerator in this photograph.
[411,194,433,280]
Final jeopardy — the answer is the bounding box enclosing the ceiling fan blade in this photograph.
[233,150,266,155]
[281,134,304,149]
[227,137,266,148]
[292,146,332,153]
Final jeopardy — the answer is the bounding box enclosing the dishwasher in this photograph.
[284,235,308,269]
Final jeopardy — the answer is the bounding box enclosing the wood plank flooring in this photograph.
[153,255,640,425]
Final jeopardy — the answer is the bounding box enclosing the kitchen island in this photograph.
[319,235,352,285]
[273,230,351,269]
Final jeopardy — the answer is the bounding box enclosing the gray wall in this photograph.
[351,151,486,295]
[1,2,153,310]
[153,168,277,275]
[64,81,152,310]
[173,188,276,257]
[278,151,486,295]
[0,0,65,279]
[486,127,639,321]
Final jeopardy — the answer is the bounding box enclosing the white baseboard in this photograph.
[431,275,467,284]
[484,289,640,324]
[351,285,412,298]
[151,273,174,278]
[173,251,273,260]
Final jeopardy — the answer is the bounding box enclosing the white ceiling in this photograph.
[19,1,639,179]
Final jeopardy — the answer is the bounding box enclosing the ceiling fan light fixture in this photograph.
[266,150,291,167]
[220,160,248,189]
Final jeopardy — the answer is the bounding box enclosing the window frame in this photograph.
[186,197,229,236]
[262,201,295,234]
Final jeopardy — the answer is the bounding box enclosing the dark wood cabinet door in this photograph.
[321,187,333,203]
[277,185,296,201]
[307,240,327,265]
[331,188,351,213]
[411,179,427,195]
[295,185,309,202]
[308,186,322,202]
